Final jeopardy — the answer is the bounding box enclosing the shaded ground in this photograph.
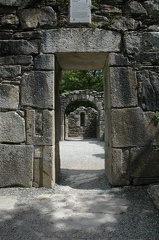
[0,139,159,240]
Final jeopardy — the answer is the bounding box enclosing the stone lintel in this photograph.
[42,29,121,53]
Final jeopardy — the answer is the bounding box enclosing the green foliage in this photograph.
[153,112,159,124]
[60,70,103,93]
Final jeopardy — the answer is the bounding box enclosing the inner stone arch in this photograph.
[60,90,104,141]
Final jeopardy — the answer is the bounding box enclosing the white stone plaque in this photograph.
[69,0,91,24]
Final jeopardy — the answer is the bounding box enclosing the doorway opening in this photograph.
[55,52,109,189]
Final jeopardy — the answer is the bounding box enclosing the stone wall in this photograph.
[67,106,98,138]
[0,0,159,187]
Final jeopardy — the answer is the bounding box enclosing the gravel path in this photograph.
[0,139,159,240]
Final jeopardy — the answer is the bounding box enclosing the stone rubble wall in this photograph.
[67,106,98,138]
[0,0,159,187]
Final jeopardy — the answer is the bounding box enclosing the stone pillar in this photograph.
[23,54,56,188]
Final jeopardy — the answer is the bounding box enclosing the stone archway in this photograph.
[60,90,104,141]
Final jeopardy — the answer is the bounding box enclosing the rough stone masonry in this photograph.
[0,0,159,188]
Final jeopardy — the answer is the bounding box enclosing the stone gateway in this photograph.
[0,0,159,187]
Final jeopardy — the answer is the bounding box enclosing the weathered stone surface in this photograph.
[0,84,19,109]
[100,4,122,14]
[13,31,42,39]
[136,70,159,111]
[130,147,159,180]
[39,7,57,27]
[0,14,19,26]
[0,65,21,78]
[125,32,159,54]
[110,67,137,108]
[42,29,121,53]
[110,148,130,186]
[43,146,55,188]
[19,8,40,29]
[143,0,159,18]
[136,52,159,64]
[109,53,129,66]
[124,1,147,15]
[142,111,159,145]
[26,109,55,145]
[0,31,13,39]
[0,40,38,56]
[21,71,54,109]
[0,0,33,7]
[0,144,33,187]
[0,111,25,143]
[111,17,139,31]
[111,107,150,148]
[34,54,54,70]
[19,7,57,29]
[0,55,33,65]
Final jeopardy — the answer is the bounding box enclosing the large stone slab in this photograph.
[0,0,33,7]
[0,144,33,187]
[125,32,159,54]
[0,55,33,65]
[19,7,57,29]
[34,54,54,70]
[0,111,25,143]
[136,70,159,111]
[26,109,55,145]
[0,65,21,78]
[111,107,150,148]
[42,29,121,53]
[130,147,159,184]
[0,40,38,56]
[143,0,159,18]
[110,67,138,107]
[21,71,54,109]
[0,84,19,109]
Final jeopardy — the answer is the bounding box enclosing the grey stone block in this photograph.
[110,148,130,186]
[21,71,54,109]
[130,147,159,179]
[0,111,25,143]
[26,109,55,145]
[124,1,147,15]
[43,146,55,188]
[19,7,57,29]
[0,0,33,7]
[0,55,33,65]
[109,53,129,66]
[0,84,19,109]
[0,65,21,78]
[0,40,38,56]
[125,32,159,54]
[111,107,151,148]
[34,54,54,70]
[0,144,33,187]
[111,16,139,31]
[136,52,159,64]
[0,14,19,26]
[136,70,159,111]
[110,67,138,107]
[42,29,121,53]
[143,0,159,18]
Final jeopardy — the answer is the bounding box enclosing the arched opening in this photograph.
[62,99,101,140]
[80,112,85,127]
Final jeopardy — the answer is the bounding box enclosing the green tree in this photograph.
[60,70,103,93]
